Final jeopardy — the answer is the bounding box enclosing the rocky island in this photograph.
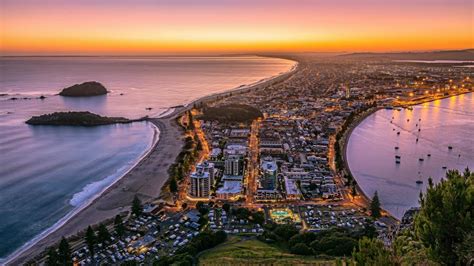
[59,81,108,97]
[26,111,145,126]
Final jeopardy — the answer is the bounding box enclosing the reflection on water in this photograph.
[0,56,295,259]
[60,94,108,112]
[347,93,474,219]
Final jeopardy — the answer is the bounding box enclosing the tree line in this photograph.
[46,196,140,265]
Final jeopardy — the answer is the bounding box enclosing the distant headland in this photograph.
[59,81,108,97]
[26,111,146,126]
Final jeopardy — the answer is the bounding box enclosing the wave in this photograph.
[1,56,298,264]
[69,165,129,207]
[1,122,159,265]
[0,91,56,97]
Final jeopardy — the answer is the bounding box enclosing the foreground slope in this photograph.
[198,237,335,266]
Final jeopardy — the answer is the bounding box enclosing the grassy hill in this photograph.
[198,237,336,266]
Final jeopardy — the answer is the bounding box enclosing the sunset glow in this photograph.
[1,0,472,55]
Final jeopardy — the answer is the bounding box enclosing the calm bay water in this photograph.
[0,56,295,259]
[347,93,474,219]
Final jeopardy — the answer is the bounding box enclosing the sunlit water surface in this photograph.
[347,93,474,219]
[0,56,295,259]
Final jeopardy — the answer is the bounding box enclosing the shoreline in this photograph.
[393,90,472,107]
[341,107,383,214]
[341,91,473,220]
[5,57,299,265]
[1,122,160,265]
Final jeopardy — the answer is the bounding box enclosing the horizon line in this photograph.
[1,48,472,58]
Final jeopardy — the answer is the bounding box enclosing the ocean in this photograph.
[347,93,474,219]
[0,56,295,259]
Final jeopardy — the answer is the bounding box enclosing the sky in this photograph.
[0,0,472,55]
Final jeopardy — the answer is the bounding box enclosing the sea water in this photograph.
[347,93,474,219]
[0,56,295,258]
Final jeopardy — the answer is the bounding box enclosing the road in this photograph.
[245,120,260,205]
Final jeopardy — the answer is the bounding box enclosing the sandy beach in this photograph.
[6,59,298,265]
[6,116,184,265]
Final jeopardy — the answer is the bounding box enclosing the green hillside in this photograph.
[198,237,336,266]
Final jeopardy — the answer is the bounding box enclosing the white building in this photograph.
[284,177,301,200]
[189,161,215,199]
[216,180,242,200]
[225,154,243,176]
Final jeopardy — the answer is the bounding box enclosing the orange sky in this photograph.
[1,0,472,55]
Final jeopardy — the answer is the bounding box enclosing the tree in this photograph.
[97,223,111,244]
[454,232,474,264]
[222,203,230,213]
[414,169,473,264]
[195,201,204,210]
[370,191,381,218]
[85,225,96,255]
[291,243,313,255]
[114,215,125,237]
[198,216,208,228]
[352,237,394,265]
[393,230,436,265]
[187,111,195,130]
[362,222,378,239]
[213,230,227,245]
[351,182,357,197]
[251,211,265,225]
[196,201,209,215]
[131,195,142,217]
[57,237,72,266]
[232,207,251,220]
[289,232,317,248]
[169,177,178,193]
[46,247,59,266]
[312,236,357,256]
[273,224,299,242]
[196,139,203,151]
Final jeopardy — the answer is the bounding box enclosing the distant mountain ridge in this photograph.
[339,49,474,61]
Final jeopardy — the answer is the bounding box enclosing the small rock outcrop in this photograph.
[59,81,108,97]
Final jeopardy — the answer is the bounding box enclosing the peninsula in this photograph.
[25,111,142,126]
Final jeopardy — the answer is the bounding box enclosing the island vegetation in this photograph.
[26,111,144,126]
[59,81,108,97]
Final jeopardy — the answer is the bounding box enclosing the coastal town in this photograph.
[24,56,473,265]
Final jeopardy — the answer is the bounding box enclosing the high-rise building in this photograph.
[225,154,243,176]
[189,161,215,198]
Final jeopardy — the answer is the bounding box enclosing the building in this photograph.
[189,161,215,199]
[197,161,215,185]
[259,139,284,155]
[224,144,247,156]
[216,180,242,200]
[284,177,301,200]
[190,171,210,198]
[224,154,243,176]
[255,189,281,201]
[259,156,278,190]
